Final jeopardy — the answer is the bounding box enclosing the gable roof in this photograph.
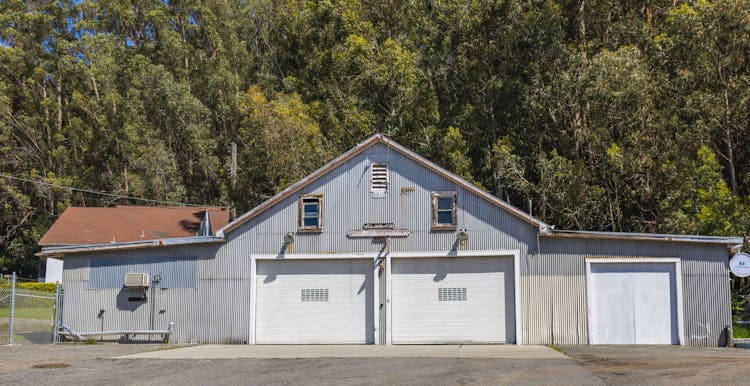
[39,205,230,246]
[218,134,548,236]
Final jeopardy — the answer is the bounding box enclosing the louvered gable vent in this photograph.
[371,163,389,193]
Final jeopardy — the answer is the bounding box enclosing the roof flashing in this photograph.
[544,229,743,245]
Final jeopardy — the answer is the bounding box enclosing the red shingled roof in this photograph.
[38,205,230,246]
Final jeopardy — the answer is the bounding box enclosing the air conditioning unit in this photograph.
[124,273,149,288]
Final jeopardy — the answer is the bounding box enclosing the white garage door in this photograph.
[588,262,679,345]
[391,256,515,344]
[256,259,374,344]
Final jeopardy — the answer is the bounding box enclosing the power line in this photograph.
[0,173,207,207]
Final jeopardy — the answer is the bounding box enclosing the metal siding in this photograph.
[59,142,732,346]
[88,256,197,289]
[226,144,730,347]
[526,238,731,346]
[61,243,252,344]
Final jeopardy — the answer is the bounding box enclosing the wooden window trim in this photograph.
[431,191,457,230]
[298,194,323,232]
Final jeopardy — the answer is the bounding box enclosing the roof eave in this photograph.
[36,236,225,257]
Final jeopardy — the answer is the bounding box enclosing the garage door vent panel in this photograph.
[438,287,467,301]
[301,288,329,302]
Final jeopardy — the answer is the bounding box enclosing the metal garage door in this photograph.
[588,263,679,345]
[391,256,515,344]
[256,259,374,344]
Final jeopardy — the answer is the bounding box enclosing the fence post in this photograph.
[53,281,61,344]
[8,272,16,345]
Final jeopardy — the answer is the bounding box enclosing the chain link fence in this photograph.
[1,273,63,345]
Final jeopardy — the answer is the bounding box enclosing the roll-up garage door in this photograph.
[588,262,679,345]
[256,259,374,344]
[391,256,515,344]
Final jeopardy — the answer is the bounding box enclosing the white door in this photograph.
[391,256,515,344]
[256,259,374,344]
[588,262,679,344]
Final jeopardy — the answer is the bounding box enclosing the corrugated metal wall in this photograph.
[60,142,732,345]
[526,238,730,346]
[62,243,253,344]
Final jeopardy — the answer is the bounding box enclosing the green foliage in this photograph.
[17,282,58,293]
[733,324,750,339]
[732,294,747,323]
[0,281,57,292]
[0,0,749,280]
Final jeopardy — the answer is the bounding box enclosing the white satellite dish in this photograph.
[730,253,750,277]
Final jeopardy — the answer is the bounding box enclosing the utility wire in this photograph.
[0,173,207,207]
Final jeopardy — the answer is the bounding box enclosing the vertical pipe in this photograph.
[8,272,16,345]
[53,281,61,344]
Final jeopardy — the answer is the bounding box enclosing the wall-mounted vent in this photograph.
[301,288,329,302]
[124,273,149,288]
[371,163,389,195]
[438,287,467,301]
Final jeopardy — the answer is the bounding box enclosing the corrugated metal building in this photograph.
[40,134,743,346]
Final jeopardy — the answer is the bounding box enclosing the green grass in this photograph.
[733,323,750,339]
[0,307,53,320]
[546,344,567,355]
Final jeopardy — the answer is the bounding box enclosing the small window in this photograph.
[298,195,323,231]
[371,163,389,195]
[431,191,457,229]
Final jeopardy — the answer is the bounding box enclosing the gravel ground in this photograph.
[0,343,165,373]
[2,344,750,385]
[0,356,600,386]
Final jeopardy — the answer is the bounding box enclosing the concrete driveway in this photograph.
[113,344,567,359]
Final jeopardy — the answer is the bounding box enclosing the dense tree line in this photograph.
[1,0,749,276]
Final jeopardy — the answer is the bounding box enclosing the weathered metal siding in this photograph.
[227,143,538,255]
[526,237,730,346]
[61,242,253,344]
[60,142,732,346]
[88,257,198,288]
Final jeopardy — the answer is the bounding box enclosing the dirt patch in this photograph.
[563,345,750,384]
[0,317,55,344]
